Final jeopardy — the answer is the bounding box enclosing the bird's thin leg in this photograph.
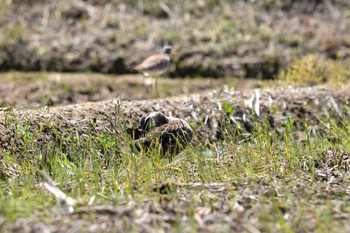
[151,76,155,98]
[154,76,160,98]
[144,76,152,99]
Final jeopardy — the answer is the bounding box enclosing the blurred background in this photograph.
[0,0,349,106]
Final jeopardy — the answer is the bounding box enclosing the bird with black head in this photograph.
[135,112,193,159]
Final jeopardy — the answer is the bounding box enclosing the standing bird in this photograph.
[134,112,193,159]
[134,45,172,98]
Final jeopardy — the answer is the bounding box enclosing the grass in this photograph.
[1,97,350,232]
[278,54,350,86]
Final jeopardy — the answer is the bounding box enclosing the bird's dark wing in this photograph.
[134,118,193,157]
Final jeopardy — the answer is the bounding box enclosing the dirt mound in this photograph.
[1,83,349,157]
[1,1,349,78]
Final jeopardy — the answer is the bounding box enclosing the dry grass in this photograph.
[0,0,350,78]
[278,54,350,86]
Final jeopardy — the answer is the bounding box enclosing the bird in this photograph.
[134,112,193,159]
[134,45,172,98]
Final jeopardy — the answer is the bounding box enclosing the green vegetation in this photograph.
[278,54,350,86]
[1,95,350,232]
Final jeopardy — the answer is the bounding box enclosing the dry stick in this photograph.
[42,170,77,213]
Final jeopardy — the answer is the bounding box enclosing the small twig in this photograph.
[159,2,176,18]
[329,96,341,116]
[254,89,260,117]
[42,170,77,213]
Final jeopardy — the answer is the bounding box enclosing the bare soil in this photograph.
[1,0,349,78]
[0,72,263,108]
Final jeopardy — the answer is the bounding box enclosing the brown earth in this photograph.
[1,0,350,78]
[0,72,265,108]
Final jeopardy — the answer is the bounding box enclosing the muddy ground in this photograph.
[0,72,265,108]
[1,0,350,78]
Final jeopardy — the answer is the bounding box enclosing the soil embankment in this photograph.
[0,1,349,78]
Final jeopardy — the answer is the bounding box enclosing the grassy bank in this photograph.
[1,85,350,232]
[1,109,350,232]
